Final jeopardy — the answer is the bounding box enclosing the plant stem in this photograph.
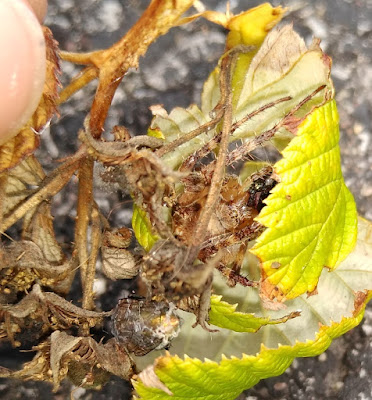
[75,157,94,309]
[187,52,235,259]
[82,206,101,311]
[58,67,98,105]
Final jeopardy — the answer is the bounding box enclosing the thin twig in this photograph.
[179,95,292,171]
[230,95,292,134]
[75,157,94,307]
[155,111,224,158]
[188,51,236,258]
[82,206,101,312]
[87,0,195,137]
[58,67,99,105]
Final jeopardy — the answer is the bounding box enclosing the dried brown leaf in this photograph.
[50,331,134,389]
[0,28,60,172]
[0,241,72,295]
[0,132,40,173]
[23,202,65,264]
[50,331,82,388]
[1,149,83,233]
[0,341,51,382]
[0,333,123,389]
[94,338,135,380]
[0,157,45,243]
[32,27,60,131]
[0,284,109,345]
[101,228,138,280]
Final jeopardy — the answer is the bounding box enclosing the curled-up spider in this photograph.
[112,297,181,356]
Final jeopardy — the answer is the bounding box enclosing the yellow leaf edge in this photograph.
[133,291,371,400]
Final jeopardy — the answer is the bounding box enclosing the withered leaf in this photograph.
[0,340,51,382]
[0,132,40,174]
[23,202,65,264]
[50,331,134,390]
[0,27,60,172]
[0,283,111,350]
[0,157,45,241]
[93,337,135,380]
[101,228,138,280]
[32,27,60,133]
[50,331,82,388]
[0,241,72,295]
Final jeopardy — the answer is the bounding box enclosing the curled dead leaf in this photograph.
[0,28,60,172]
[1,331,134,390]
[0,284,108,346]
[1,156,45,217]
[0,340,51,382]
[0,241,72,297]
[101,228,138,280]
[0,132,40,174]
[23,202,65,264]
[50,331,134,390]
[32,27,60,132]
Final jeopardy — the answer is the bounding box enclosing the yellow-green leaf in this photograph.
[134,303,368,400]
[132,204,159,252]
[151,25,333,171]
[149,104,209,170]
[226,3,286,105]
[133,217,372,399]
[209,294,299,333]
[252,100,357,301]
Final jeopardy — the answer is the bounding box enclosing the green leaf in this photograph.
[150,25,333,171]
[202,25,333,150]
[252,100,358,300]
[132,204,159,252]
[149,104,209,170]
[209,294,300,333]
[133,217,372,400]
[135,307,368,400]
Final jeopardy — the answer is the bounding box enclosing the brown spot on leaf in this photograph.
[260,278,286,304]
[307,287,318,297]
[353,291,368,316]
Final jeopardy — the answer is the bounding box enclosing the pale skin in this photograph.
[0,0,48,145]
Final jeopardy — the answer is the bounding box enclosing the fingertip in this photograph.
[0,0,46,145]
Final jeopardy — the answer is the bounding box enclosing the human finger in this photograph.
[0,0,46,145]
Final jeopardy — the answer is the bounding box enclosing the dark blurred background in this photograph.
[0,1,371,399]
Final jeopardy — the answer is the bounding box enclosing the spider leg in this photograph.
[217,243,259,288]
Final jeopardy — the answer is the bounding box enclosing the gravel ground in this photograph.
[0,0,371,399]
